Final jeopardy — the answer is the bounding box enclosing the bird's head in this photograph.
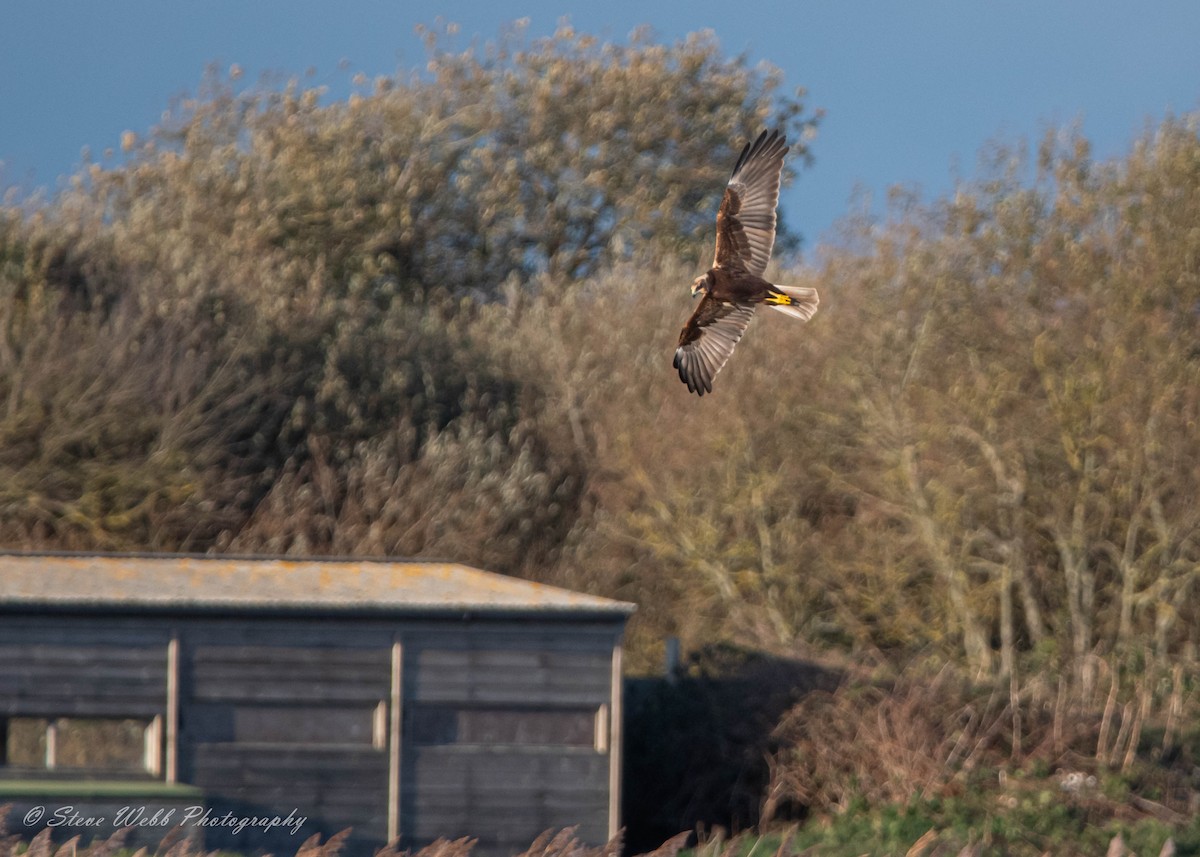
[691,273,711,298]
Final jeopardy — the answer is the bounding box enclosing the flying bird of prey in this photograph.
[673,129,819,395]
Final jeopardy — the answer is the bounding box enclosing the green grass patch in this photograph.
[687,790,1200,857]
[0,779,203,799]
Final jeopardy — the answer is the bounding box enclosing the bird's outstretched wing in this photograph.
[713,130,788,277]
[673,295,757,395]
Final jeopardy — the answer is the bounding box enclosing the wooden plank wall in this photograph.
[0,613,625,857]
[0,618,169,717]
[408,750,609,847]
[402,625,618,855]
[178,621,393,854]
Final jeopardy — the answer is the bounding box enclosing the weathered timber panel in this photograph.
[402,624,622,652]
[405,629,614,706]
[184,630,391,703]
[191,743,387,786]
[190,743,389,849]
[188,653,389,703]
[404,749,608,852]
[0,616,172,647]
[184,701,380,745]
[396,624,617,854]
[0,604,626,857]
[0,639,166,716]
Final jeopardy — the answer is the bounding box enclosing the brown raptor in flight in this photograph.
[673,129,819,395]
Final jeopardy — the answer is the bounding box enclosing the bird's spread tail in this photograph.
[764,285,819,321]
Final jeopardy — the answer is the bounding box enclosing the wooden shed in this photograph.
[0,552,635,856]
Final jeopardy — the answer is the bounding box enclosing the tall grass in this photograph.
[1,813,1190,857]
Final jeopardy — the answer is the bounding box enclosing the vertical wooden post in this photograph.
[145,715,163,776]
[165,633,179,783]
[387,639,404,844]
[45,720,57,769]
[608,641,623,840]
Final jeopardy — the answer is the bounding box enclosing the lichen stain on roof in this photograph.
[0,552,635,616]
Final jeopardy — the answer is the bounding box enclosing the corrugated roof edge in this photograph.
[0,549,637,618]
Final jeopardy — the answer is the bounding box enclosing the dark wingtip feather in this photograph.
[673,348,710,396]
[730,143,752,181]
[731,129,787,179]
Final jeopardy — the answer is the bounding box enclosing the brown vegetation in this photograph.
[0,809,1183,857]
[2,19,1199,843]
[767,660,1197,821]
[0,817,649,857]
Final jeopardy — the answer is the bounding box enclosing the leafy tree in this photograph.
[0,22,817,580]
[4,17,1200,699]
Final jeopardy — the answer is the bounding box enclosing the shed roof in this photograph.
[0,552,635,618]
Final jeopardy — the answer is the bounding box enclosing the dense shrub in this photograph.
[4,19,1200,842]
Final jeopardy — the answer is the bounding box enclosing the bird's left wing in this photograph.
[713,130,788,277]
[673,295,757,395]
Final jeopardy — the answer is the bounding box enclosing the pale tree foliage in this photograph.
[793,122,1200,691]
[94,21,815,310]
[489,118,1200,695]
[0,23,814,574]
[1025,126,1200,682]
[4,26,1200,830]
[1,13,1199,719]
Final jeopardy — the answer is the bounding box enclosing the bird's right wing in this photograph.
[673,295,757,395]
[713,130,788,277]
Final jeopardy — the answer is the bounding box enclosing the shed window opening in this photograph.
[184,703,385,748]
[410,706,605,749]
[232,704,383,747]
[0,715,162,774]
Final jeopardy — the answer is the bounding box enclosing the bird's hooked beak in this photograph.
[691,276,707,298]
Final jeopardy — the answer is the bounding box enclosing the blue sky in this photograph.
[3,1,1199,248]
